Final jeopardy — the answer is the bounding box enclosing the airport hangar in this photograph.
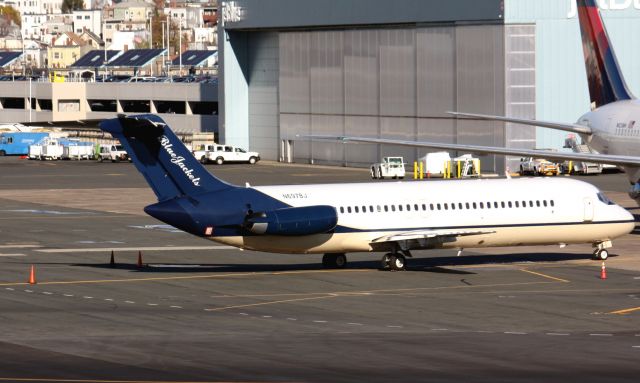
[217,0,640,174]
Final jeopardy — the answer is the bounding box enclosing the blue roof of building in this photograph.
[70,50,120,68]
[171,50,217,67]
[0,52,23,68]
[106,49,166,68]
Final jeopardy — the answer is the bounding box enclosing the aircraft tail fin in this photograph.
[100,115,233,201]
[577,0,634,108]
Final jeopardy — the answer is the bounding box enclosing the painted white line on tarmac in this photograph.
[286,318,297,321]
[83,296,93,299]
[170,305,182,309]
[36,245,235,253]
[347,323,363,326]
[104,298,114,301]
[589,333,613,337]
[238,312,249,316]
[5,288,14,291]
[387,325,403,328]
[24,290,32,293]
[0,254,25,257]
[546,333,570,336]
[313,320,327,323]
[63,294,73,297]
[431,328,449,331]
[42,292,52,295]
[632,346,640,348]
[262,315,272,318]
[124,300,135,304]
[0,245,41,249]
[147,303,158,306]
[505,332,527,335]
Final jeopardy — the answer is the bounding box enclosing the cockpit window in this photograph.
[597,192,615,205]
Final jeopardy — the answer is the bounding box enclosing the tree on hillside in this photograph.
[61,0,85,13]
[0,6,21,27]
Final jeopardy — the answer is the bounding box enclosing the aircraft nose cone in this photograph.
[144,199,200,235]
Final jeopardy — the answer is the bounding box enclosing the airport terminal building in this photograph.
[218,0,640,173]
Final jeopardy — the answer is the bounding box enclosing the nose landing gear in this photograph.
[593,241,612,261]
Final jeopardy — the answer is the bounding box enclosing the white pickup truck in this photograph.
[371,157,405,179]
[196,144,260,165]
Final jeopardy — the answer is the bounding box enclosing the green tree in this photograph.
[0,6,21,27]
[61,0,85,13]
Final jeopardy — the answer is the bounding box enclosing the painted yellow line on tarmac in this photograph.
[520,269,570,283]
[608,306,640,315]
[0,269,372,286]
[205,295,339,311]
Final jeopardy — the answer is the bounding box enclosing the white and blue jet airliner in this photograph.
[99,115,634,270]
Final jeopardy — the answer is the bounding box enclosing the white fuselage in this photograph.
[211,178,634,255]
[578,99,640,182]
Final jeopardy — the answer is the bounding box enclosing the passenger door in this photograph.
[583,197,594,222]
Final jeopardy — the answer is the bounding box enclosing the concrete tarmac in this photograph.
[0,158,638,382]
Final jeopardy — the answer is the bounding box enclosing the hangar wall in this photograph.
[278,25,506,173]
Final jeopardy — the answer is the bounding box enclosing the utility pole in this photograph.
[179,14,182,76]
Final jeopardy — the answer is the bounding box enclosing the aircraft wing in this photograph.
[305,135,640,167]
[447,111,593,135]
[373,229,495,244]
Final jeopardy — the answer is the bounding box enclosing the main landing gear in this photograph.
[381,251,411,271]
[322,253,347,269]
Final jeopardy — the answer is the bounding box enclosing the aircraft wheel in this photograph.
[598,249,609,261]
[389,254,406,271]
[381,253,392,269]
[322,253,347,269]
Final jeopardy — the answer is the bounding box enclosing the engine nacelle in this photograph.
[245,205,338,236]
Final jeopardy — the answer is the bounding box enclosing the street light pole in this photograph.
[179,14,182,76]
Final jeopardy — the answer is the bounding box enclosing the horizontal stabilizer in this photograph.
[447,112,592,135]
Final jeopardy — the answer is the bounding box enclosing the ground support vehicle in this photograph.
[418,152,451,178]
[519,157,560,176]
[371,157,406,179]
[0,132,49,156]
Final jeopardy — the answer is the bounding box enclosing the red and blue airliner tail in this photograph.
[577,0,634,107]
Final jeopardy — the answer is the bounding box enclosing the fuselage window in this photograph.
[508,201,512,208]
[458,203,463,209]
[529,201,534,207]
[494,202,499,208]
[501,202,505,208]
[486,202,491,209]
[444,203,449,210]
[362,206,367,212]
[422,204,427,211]
[479,202,484,209]
[451,203,456,210]
[340,207,344,214]
[391,205,396,212]
[472,202,477,209]
[355,206,359,213]
[430,204,434,210]
[437,203,442,210]
[465,202,470,209]
[384,205,389,212]
[370,206,374,213]
[414,204,419,211]
[536,201,540,207]
[406,204,411,211]
[515,201,519,208]
[543,200,548,207]
[522,200,526,207]
[347,207,352,213]
[550,200,555,207]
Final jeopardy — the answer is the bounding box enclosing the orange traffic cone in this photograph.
[109,250,115,267]
[28,265,36,284]
[137,251,143,269]
[600,262,607,280]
